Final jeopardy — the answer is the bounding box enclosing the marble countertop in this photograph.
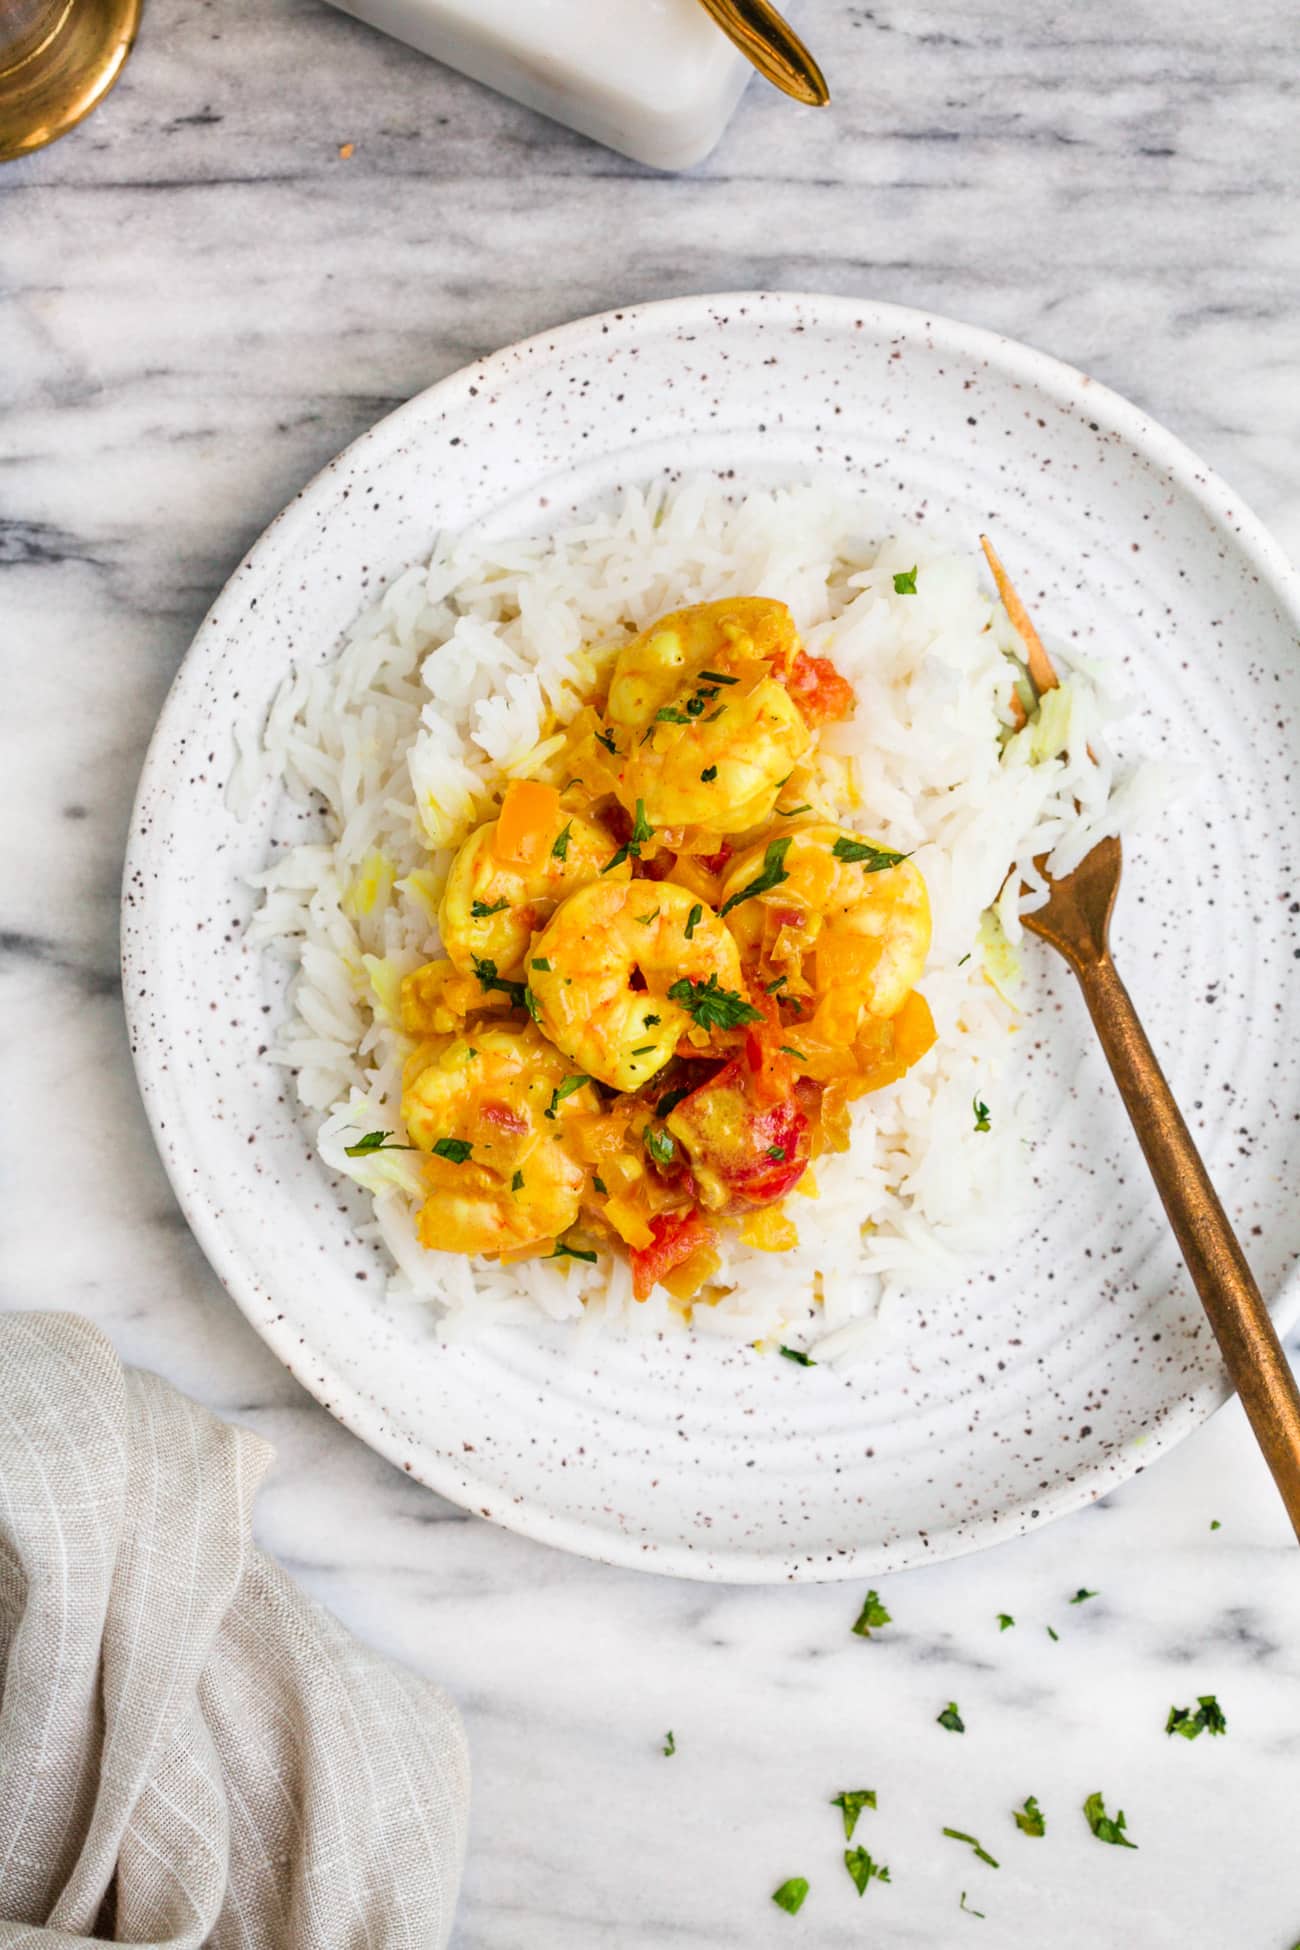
[5,0,1300,1942]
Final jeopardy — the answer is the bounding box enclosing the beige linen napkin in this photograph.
[0,1312,470,1949]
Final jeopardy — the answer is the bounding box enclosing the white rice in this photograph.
[237,480,1171,1361]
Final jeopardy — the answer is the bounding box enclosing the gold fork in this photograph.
[983,538,1300,1542]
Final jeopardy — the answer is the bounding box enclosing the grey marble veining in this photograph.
[4,0,1300,1942]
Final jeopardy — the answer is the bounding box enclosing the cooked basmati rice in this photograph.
[238,480,1169,1361]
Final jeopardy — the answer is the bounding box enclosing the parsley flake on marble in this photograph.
[1014,1796,1045,1837]
[1082,1792,1137,1849]
[851,1590,892,1638]
[943,1828,999,1869]
[830,1789,876,1839]
[844,1846,890,1896]
[771,1878,809,1916]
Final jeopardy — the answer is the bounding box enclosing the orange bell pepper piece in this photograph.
[493,779,561,868]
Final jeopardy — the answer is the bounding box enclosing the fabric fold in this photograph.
[0,1313,469,1950]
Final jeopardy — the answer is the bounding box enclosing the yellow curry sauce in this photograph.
[396,597,935,1303]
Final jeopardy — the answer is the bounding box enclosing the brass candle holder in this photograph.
[0,0,141,163]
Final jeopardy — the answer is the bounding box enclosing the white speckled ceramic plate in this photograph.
[124,294,1300,1581]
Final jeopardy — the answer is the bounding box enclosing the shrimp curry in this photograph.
[397,597,935,1303]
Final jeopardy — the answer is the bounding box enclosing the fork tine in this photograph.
[980,535,1061,696]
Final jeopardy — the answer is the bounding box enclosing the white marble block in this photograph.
[321,0,753,170]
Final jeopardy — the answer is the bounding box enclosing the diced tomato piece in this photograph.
[637,850,676,882]
[481,1100,528,1134]
[666,1058,809,1211]
[630,1211,717,1302]
[603,801,634,847]
[779,648,856,726]
[698,840,734,877]
[741,989,797,1108]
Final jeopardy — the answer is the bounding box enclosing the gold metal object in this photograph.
[693,0,829,107]
[0,0,141,164]
[992,556,1300,1544]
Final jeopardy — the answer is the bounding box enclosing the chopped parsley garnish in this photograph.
[765,974,787,993]
[830,1789,876,1839]
[996,1613,1015,1631]
[666,973,763,1031]
[602,798,654,873]
[766,1144,787,1161]
[851,1590,892,1638]
[523,986,542,1024]
[893,566,918,595]
[591,1174,607,1194]
[655,707,692,725]
[972,1097,992,1133]
[1046,1626,1059,1642]
[471,956,527,1008]
[1210,1518,1222,1530]
[470,897,509,918]
[697,668,738,685]
[662,1730,676,1757]
[844,1847,890,1897]
[780,1045,807,1061]
[645,1126,677,1168]
[642,1013,661,1027]
[510,1169,525,1192]
[545,1075,591,1120]
[684,902,704,940]
[777,803,812,817]
[700,765,718,782]
[551,823,572,860]
[831,835,911,873]
[344,1130,417,1157]
[771,1879,809,1916]
[1014,1796,1045,1837]
[547,1239,598,1265]
[531,957,551,971]
[1068,1588,1097,1604]
[719,836,792,916]
[780,1346,815,1366]
[431,1137,472,1164]
[632,1044,656,1056]
[943,1828,999,1870]
[957,951,972,966]
[1166,1695,1226,1739]
[960,1891,985,1918]
[1198,1696,1228,1735]
[595,727,619,756]
[937,1701,965,1733]
[1082,1791,1136,1849]
[636,908,660,927]
[655,1085,690,1118]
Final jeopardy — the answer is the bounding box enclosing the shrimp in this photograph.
[603,598,812,832]
[719,821,931,1038]
[528,878,755,1091]
[402,1022,598,1255]
[438,781,627,979]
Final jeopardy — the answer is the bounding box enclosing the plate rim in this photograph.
[122,289,1300,1582]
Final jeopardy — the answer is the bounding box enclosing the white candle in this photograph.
[323,0,753,171]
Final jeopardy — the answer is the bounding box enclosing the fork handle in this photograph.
[1071,951,1300,1540]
